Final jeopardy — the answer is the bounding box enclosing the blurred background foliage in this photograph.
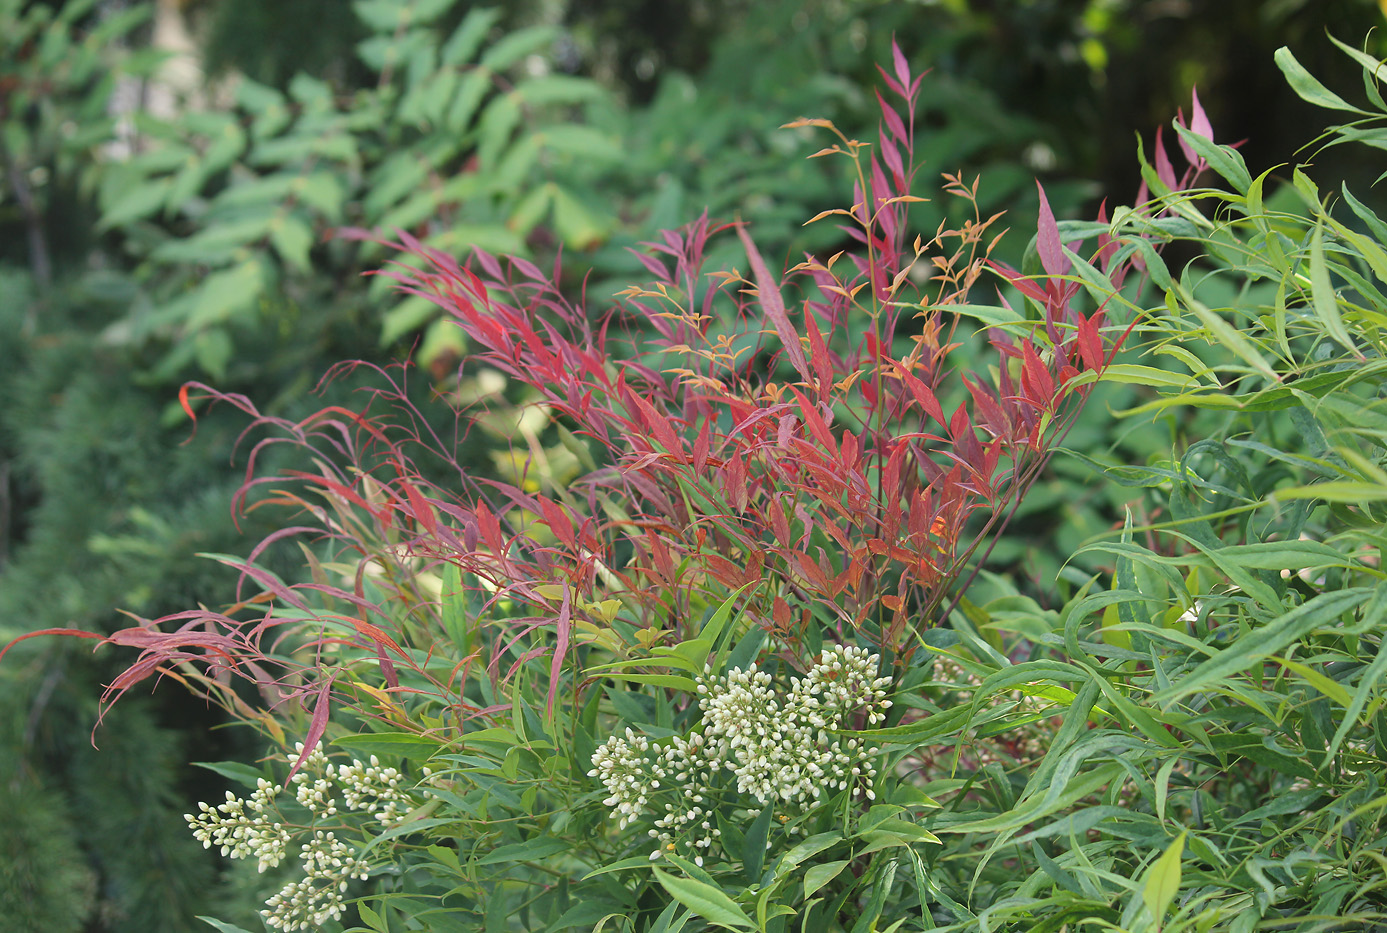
[0,0,1383,929]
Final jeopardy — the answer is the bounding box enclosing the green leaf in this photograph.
[1275,47,1370,114]
[1177,289,1278,382]
[440,561,473,655]
[480,25,558,70]
[99,178,172,229]
[552,185,607,249]
[198,919,256,933]
[1273,482,1387,503]
[507,183,553,237]
[702,583,754,663]
[152,216,273,263]
[294,172,347,221]
[742,804,774,881]
[416,316,466,372]
[333,732,445,760]
[192,761,266,788]
[1099,363,1198,388]
[358,901,388,933]
[1154,588,1374,705]
[538,125,625,162]
[186,261,264,329]
[1271,655,1353,707]
[601,673,699,692]
[1212,540,1352,571]
[804,860,851,900]
[270,216,315,273]
[381,294,441,345]
[1172,123,1251,193]
[1309,223,1359,357]
[516,75,604,106]
[441,7,502,65]
[193,327,233,381]
[778,832,844,870]
[651,868,755,930]
[1341,182,1387,246]
[1154,757,1178,825]
[1142,832,1185,924]
[581,856,664,879]
[475,837,572,866]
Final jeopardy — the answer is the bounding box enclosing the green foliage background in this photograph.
[1,0,1384,930]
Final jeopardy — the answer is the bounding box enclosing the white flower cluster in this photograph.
[186,778,289,872]
[336,755,414,826]
[261,830,371,930]
[185,742,432,932]
[589,645,892,868]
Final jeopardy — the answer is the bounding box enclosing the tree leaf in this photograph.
[1142,832,1185,924]
[736,224,810,382]
[1275,47,1369,114]
[651,868,755,930]
[197,919,257,933]
[803,860,851,899]
[475,837,572,866]
[742,804,774,881]
[332,732,444,761]
[1309,223,1361,358]
[1154,588,1373,705]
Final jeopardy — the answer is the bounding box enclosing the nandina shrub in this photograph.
[3,43,1212,931]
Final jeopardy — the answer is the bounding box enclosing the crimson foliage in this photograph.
[5,43,1203,769]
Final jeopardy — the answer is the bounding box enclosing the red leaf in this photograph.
[890,361,946,426]
[1176,87,1215,167]
[1020,340,1055,407]
[1034,181,1069,277]
[287,676,335,784]
[949,403,973,444]
[1075,312,1105,372]
[1154,126,1178,192]
[988,261,1048,305]
[791,387,836,452]
[0,627,102,665]
[880,137,905,188]
[398,473,438,537]
[736,224,810,383]
[876,89,908,148]
[769,498,791,546]
[547,589,571,716]
[804,305,833,395]
[892,38,911,93]
[178,384,197,430]
[693,418,711,473]
[539,497,576,549]
[626,384,682,456]
[724,457,748,512]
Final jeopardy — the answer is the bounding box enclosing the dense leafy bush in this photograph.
[37,33,1387,933]
[7,0,1387,929]
[9,42,1214,931]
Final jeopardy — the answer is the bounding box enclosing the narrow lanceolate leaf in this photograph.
[288,676,335,782]
[1154,587,1373,706]
[1034,180,1070,277]
[736,223,810,383]
[198,918,258,933]
[1179,291,1279,382]
[1142,832,1186,926]
[1309,223,1363,359]
[1274,47,1370,114]
[1171,122,1250,194]
[652,867,756,930]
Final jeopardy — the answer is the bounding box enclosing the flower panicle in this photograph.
[590,645,892,867]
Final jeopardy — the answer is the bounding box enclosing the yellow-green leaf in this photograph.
[1142,831,1185,925]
